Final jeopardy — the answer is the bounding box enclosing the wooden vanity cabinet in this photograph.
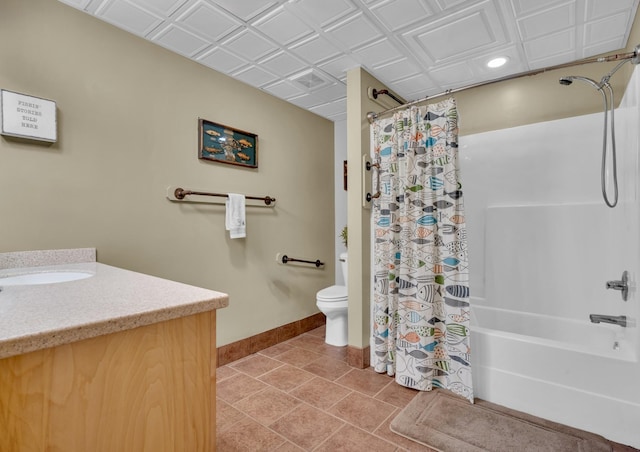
[0,311,217,451]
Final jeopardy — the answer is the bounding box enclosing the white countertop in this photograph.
[0,250,228,360]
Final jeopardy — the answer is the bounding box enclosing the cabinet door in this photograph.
[0,311,214,452]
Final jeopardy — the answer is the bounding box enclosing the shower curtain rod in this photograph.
[367,45,640,123]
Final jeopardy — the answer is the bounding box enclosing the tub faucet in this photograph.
[589,314,627,327]
[605,270,629,301]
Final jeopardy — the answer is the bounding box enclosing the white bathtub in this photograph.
[463,201,640,447]
[471,302,636,361]
[471,301,640,448]
[465,202,640,448]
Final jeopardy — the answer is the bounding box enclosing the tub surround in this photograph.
[461,65,640,449]
[0,248,228,359]
[0,248,228,451]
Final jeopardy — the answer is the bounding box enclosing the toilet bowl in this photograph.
[316,252,348,346]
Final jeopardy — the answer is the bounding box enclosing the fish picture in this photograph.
[424,111,444,121]
[443,257,460,266]
[444,297,470,308]
[433,200,453,209]
[198,118,257,168]
[427,176,444,190]
[417,215,437,226]
[399,331,421,343]
[446,285,470,299]
[416,283,441,302]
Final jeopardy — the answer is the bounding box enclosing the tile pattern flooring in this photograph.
[216,326,637,451]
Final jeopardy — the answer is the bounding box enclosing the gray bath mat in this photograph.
[390,389,612,452]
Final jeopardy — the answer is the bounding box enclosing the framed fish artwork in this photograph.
[198,118,258,168]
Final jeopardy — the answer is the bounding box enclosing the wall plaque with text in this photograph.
[1,89,57,143]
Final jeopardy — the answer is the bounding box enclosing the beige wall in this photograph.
[0,0,335,346]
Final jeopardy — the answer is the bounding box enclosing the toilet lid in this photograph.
[317,285,348,301]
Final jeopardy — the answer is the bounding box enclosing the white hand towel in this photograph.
[225,193,246,239]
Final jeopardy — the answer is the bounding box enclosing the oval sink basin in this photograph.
[0,271,94,286]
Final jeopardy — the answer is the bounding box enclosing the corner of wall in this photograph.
[345,67,393,350]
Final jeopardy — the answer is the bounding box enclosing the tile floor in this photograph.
[216,326,636,451]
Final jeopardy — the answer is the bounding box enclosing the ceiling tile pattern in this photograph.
[60,0,639,122]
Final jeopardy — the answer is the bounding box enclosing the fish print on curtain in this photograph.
[371,98,473,403]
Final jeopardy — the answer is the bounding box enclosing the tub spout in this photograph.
[589,314,627,327]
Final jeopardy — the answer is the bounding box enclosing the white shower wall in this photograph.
[460,66,640,447]
[462,104,637,302]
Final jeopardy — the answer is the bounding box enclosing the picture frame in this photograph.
[1,89,57,143]
[198,118,258,168]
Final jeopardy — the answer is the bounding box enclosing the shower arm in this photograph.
[600,59,632,87]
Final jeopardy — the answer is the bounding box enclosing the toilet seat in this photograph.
[316,285,347,302]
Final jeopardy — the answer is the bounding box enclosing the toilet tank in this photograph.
[339,252,348,287]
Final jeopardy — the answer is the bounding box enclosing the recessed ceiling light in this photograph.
[487,57,508,68]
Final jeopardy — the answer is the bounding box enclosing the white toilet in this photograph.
[316,252,348,346]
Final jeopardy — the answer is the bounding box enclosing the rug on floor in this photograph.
[390,389,612,452]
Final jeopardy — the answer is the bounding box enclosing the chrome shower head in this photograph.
[559,75,601,90]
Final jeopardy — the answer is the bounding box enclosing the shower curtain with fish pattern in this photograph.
[371,97,473,403]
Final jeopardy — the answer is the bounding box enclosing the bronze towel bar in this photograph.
[281,255,324,268]
[174,187,275,206]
